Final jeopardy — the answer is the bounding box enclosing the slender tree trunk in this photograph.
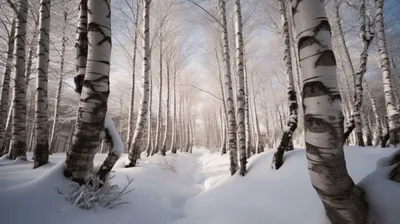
[9,0,29,160]
[233,0,246,176]
[293,1,367,222]
[351,0,374,146]
[171,73,177,153]
[0,19,16,155]
[375,0,400,146]
[25,16,40,88]
[49,11,67,154]
[154,38,163,155]
[146,69,153,157]
[126,0,151,167]
[244,59,252,159]
[218,0,238,175]
[273,0,299,170]
[364,80,382,146]
[64,0,112,182]
[362,109,373,146]
[126,1,140,152]
[216,48,228,154]
[33,0,51,168]
[161,65,170,156]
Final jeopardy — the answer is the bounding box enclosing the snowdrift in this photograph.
[0,147,398,224]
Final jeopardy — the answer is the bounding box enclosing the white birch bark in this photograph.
[217,0,238,175]
[244,59,252,158]
[170,72,177,153]
[126,0,151,167]
[33,0,51,168]
[49,10,67,153]
[233,0,246,176]
[364,80,382,146]
[292,0,367,222]
[154,38,163,155]
[145,67,153,157]
[352,0,374,146]
[273,0,298,170]
[64,0,112,182]
[161,64,170,156]
[9,0,29,160]
[126,1,140,152]
[375,0,400,146]
[0,19,16,155]
[25,16,40,88]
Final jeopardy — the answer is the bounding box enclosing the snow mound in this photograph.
[0,147,398,224]
[359,150,400,224]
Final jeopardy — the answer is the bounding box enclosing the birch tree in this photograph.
[33,0,51,168]
[0,18,15,155]
[375,0,400,146]
[292,0,367,222]
[272,0,298,170]
[233,0,246,176]
[126,0,152,167]
[217,0,238,176]
[64,0,114,182]
[126,0,140,152]
[9,0,29,160]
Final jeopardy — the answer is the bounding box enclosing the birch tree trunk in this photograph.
[25,16,40,88]
[351,0,374,146]
[33,0,51,168]
[233,0,246,176]
[170,73,177,153]
[244,60,252,159]
[146,67,153,157]
[375,0,400,146]
[0,19,16,155]
[216,48,228,154]
[292,0,367,222]
[126,0,151,167]
[49,10,67,154]
[9,0,29,160]
[154,38,163,154]
[364,80,382,146]
[218,0,238,175]
[273,0,298,170]
[161,65,170,156]
[362,109,373,146]
[126,1,140,152]
[64,0,112,182]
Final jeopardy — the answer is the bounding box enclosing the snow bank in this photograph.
[0,147,397,224]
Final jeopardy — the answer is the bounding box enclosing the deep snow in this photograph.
[0,147,398,224]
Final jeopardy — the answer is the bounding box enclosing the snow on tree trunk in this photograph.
[292,0,367,222]
[9,0,29,160]
[352,0,374,146]
[126,1,140,152]
[272,0,298,170]
[233,0,246,176]
[126,0,151,167]
[0,19,15,156]
[64,0,112,183]
[49,11,67,154]
[33,0,51,168]
[364,80,383,146]
[161,65,171,156]
[154,38,163,155]
[375,0,400,146]
[97,113,124,181]
[218,0,238,176]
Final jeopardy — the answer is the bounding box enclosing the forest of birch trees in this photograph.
[0,0,400,222]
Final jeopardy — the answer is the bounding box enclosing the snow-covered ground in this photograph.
[0,147,398,224]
